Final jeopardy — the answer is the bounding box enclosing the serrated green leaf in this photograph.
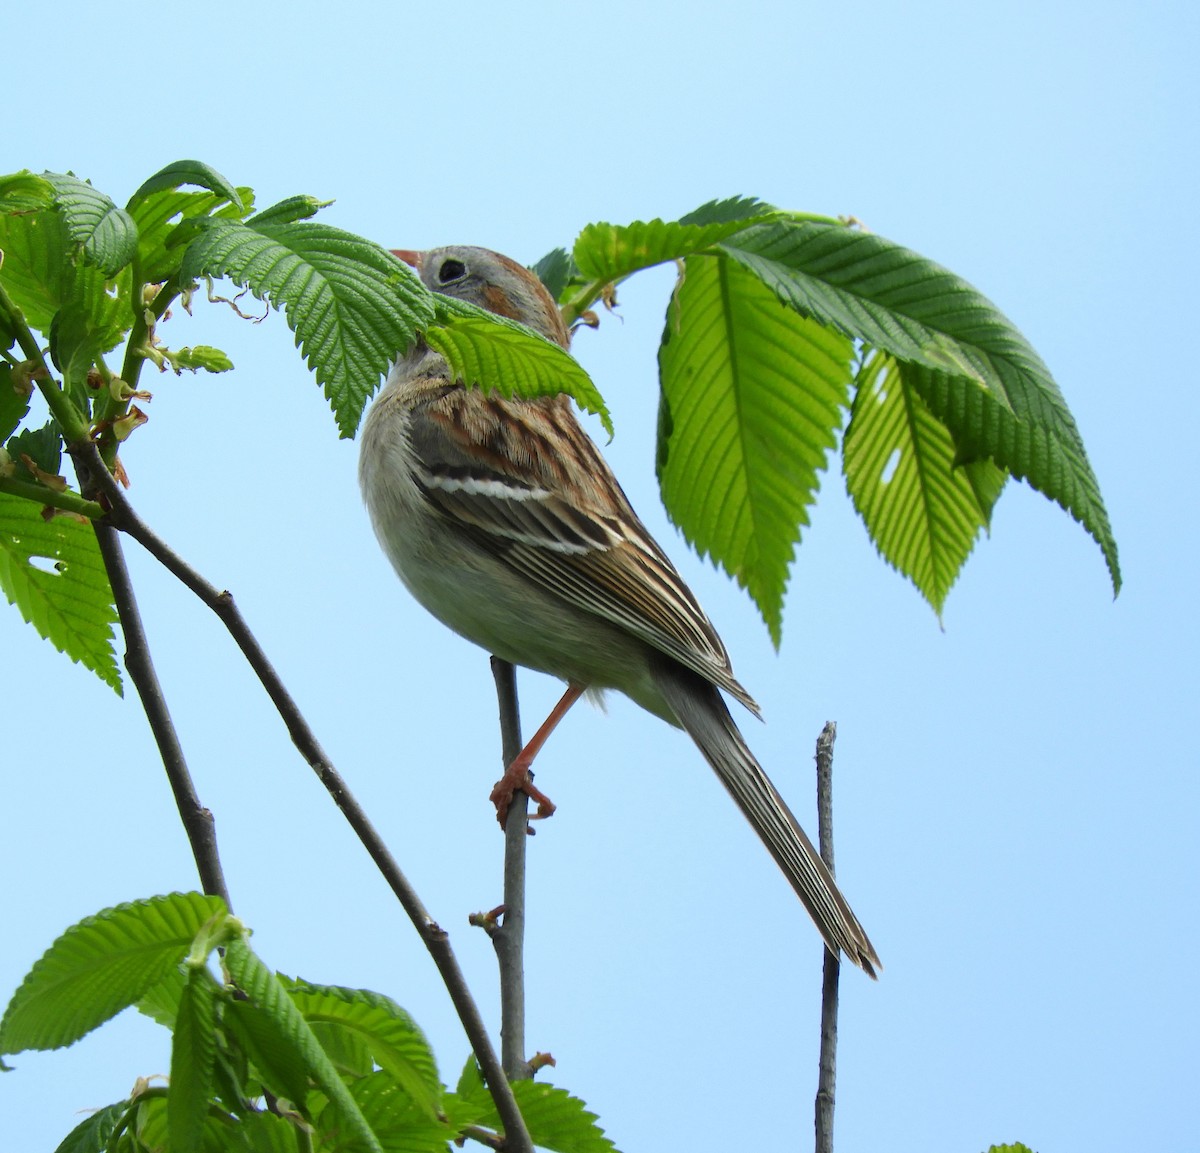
[909,359,1120,593]
[985,1145,1036,1153]
[281,979,440,1119]
[51,1099,130,1153]
[426,296,612,434]
[844,350,1007,616]
[137,961,185,1029]
[131,1094,246,1153]
[531,247,577,301]
[0,209,131,358]
[657,254,853,645]
[459,1068,618,1153]
[0,491,121,692]
[222,997,313,1110]
[331,1071,458,1153]
[248,195,329,228]
[0,366,32,439]
[0,893,227,1054]
[180,213,434,436]
[678,195,776,227]
[573,201,778,283]
[6,421,62,476]
[130,186,254,285]
[127,160,244,213]
[43,173,138,278]
[222,938,383,1153]
[719,218,1120,592]
[169,966,219,1153]
[0,170,54,214]
[172,345,234,373]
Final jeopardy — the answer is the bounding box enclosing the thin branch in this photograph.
[92,519,231,909]
[490,657,532,1081]
[0,476,106,519]
[814,721,839,1153]
[72,441,533,1153]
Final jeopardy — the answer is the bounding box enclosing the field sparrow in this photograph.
[359,246,880,975]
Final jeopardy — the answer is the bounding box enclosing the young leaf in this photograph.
[531,246,578,301]
[171,345,235,373]
[222,938,384,1153]
[179,210,436,437]
[43,173,138,278]
[0,491,121,692]
[0,210,129,356]
[1,369,33,441]
[844,349,1007,616]
[280,979,441,1119]
[0,170,54,214]
[657,254,853,645]
[169,966,218,1153]
[50,1098,130,1153]
[0,893,227,1054]
[130,187,254,286]
[573,198,778,283]
[426,296,612,434]
[126,160,244,214]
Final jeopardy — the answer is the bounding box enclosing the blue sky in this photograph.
[3,2,1196,1150]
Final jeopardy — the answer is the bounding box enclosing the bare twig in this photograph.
[91,519,231,909]
[490,657,532,1080]
[73,441,533,1153]
[814,721,839,1153]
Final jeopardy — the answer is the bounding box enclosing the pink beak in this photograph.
[391,249,421,269]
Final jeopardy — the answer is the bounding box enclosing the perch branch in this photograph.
[814,721,840,1153]
[490,657,532,1080]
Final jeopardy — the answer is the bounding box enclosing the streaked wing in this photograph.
[407,384,760,714]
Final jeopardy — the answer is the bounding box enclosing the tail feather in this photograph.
[653,659,880,977]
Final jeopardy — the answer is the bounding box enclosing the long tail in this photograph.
[653,658,880,977]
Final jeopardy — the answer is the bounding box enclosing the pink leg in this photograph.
[490,682,586,826]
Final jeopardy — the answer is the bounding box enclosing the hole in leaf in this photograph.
[27,554,65,576]
[880,448,901,485]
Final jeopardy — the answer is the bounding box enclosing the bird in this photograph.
[359,245,880,975]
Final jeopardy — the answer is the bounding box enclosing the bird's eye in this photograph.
[437,258,467,284]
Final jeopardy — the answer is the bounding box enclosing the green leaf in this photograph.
[222,996,313,1110]
[0,170,54,214]
[0,893,227,1054]
[657,254,854,645]
[331,1071,458,1153]
[179,210,435,436]
[130,186,254,285]
[0,209,130,358]
[0,491,121,692]
[0,363,28,438]
[426,296,612,434]
[984,1146,1037,1153]
[222,938,383,1153]
[910,359,1120,593]
[51,1099,130,1153]
[6,420,62,476]
[137,962,186,1029]
[169,966,219,1153]
[531,246,577,301]
[573,199,778,283]
[43,173,138,278]
[844,349,1007,616]
[281,979,441,1119]
[171,345,234,373]
[719,218,1120,591]
[126,160,244,214]
[456,1062,618,1153]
